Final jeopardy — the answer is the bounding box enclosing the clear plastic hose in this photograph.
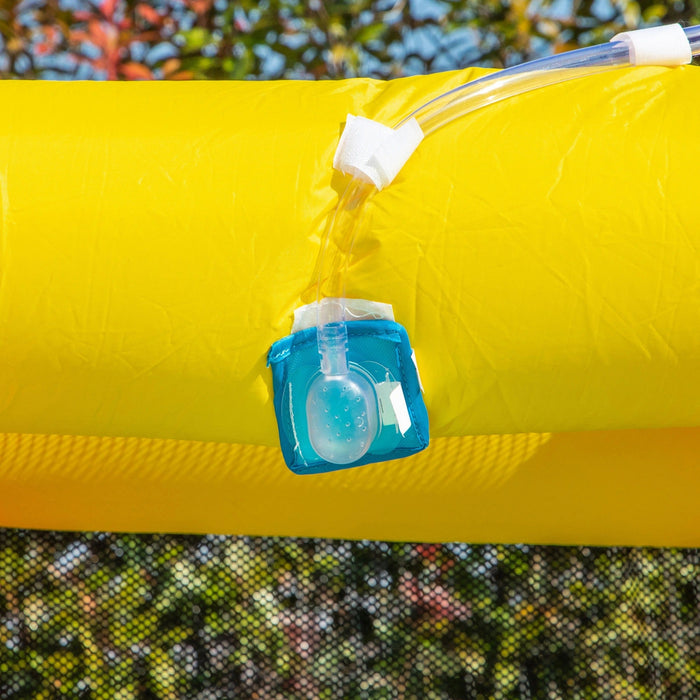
[401,41,630,135]
[314,26,700,379]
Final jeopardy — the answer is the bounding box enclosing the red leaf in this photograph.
[415,543,440,562]
[187,0,212,14]
[168,70,194,80]
[161,58,180,77]
[136,4,162,25]
[100,0,118,21]
[120,62,153,80]
[88,19,108,49]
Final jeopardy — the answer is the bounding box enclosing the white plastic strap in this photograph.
[332,114,424,190]
[292,298,395,334]
[612,23,691,66]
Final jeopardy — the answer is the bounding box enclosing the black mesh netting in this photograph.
[0,529,697,699]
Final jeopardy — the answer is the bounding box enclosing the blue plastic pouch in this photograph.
[268,319,429,474]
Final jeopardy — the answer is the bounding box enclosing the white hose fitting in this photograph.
[612,23,692,66]
[333,114,424,190]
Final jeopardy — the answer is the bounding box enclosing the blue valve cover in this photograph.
[268,320,429,475]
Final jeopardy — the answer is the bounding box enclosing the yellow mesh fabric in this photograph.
[1,430,697,545]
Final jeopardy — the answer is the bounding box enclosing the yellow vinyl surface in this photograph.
[0,68,698,543]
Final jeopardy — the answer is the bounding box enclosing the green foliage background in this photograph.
[0,532,698,698]
[0,0,699,80]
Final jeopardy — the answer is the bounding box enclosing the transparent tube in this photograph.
[315,26,700,378]
[401,41,630,134]
[684,24,700,53]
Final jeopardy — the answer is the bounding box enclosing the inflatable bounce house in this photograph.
[0,21,697,698]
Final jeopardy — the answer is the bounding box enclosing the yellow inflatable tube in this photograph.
[0,68,698,545]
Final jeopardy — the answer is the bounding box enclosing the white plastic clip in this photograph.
[332,114,424,190]
[611,23,691,66]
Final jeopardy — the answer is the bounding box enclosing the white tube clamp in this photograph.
[332,114,424,190]
[612,23,691,66]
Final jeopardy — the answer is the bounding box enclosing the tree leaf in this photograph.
[120,62,153,79]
